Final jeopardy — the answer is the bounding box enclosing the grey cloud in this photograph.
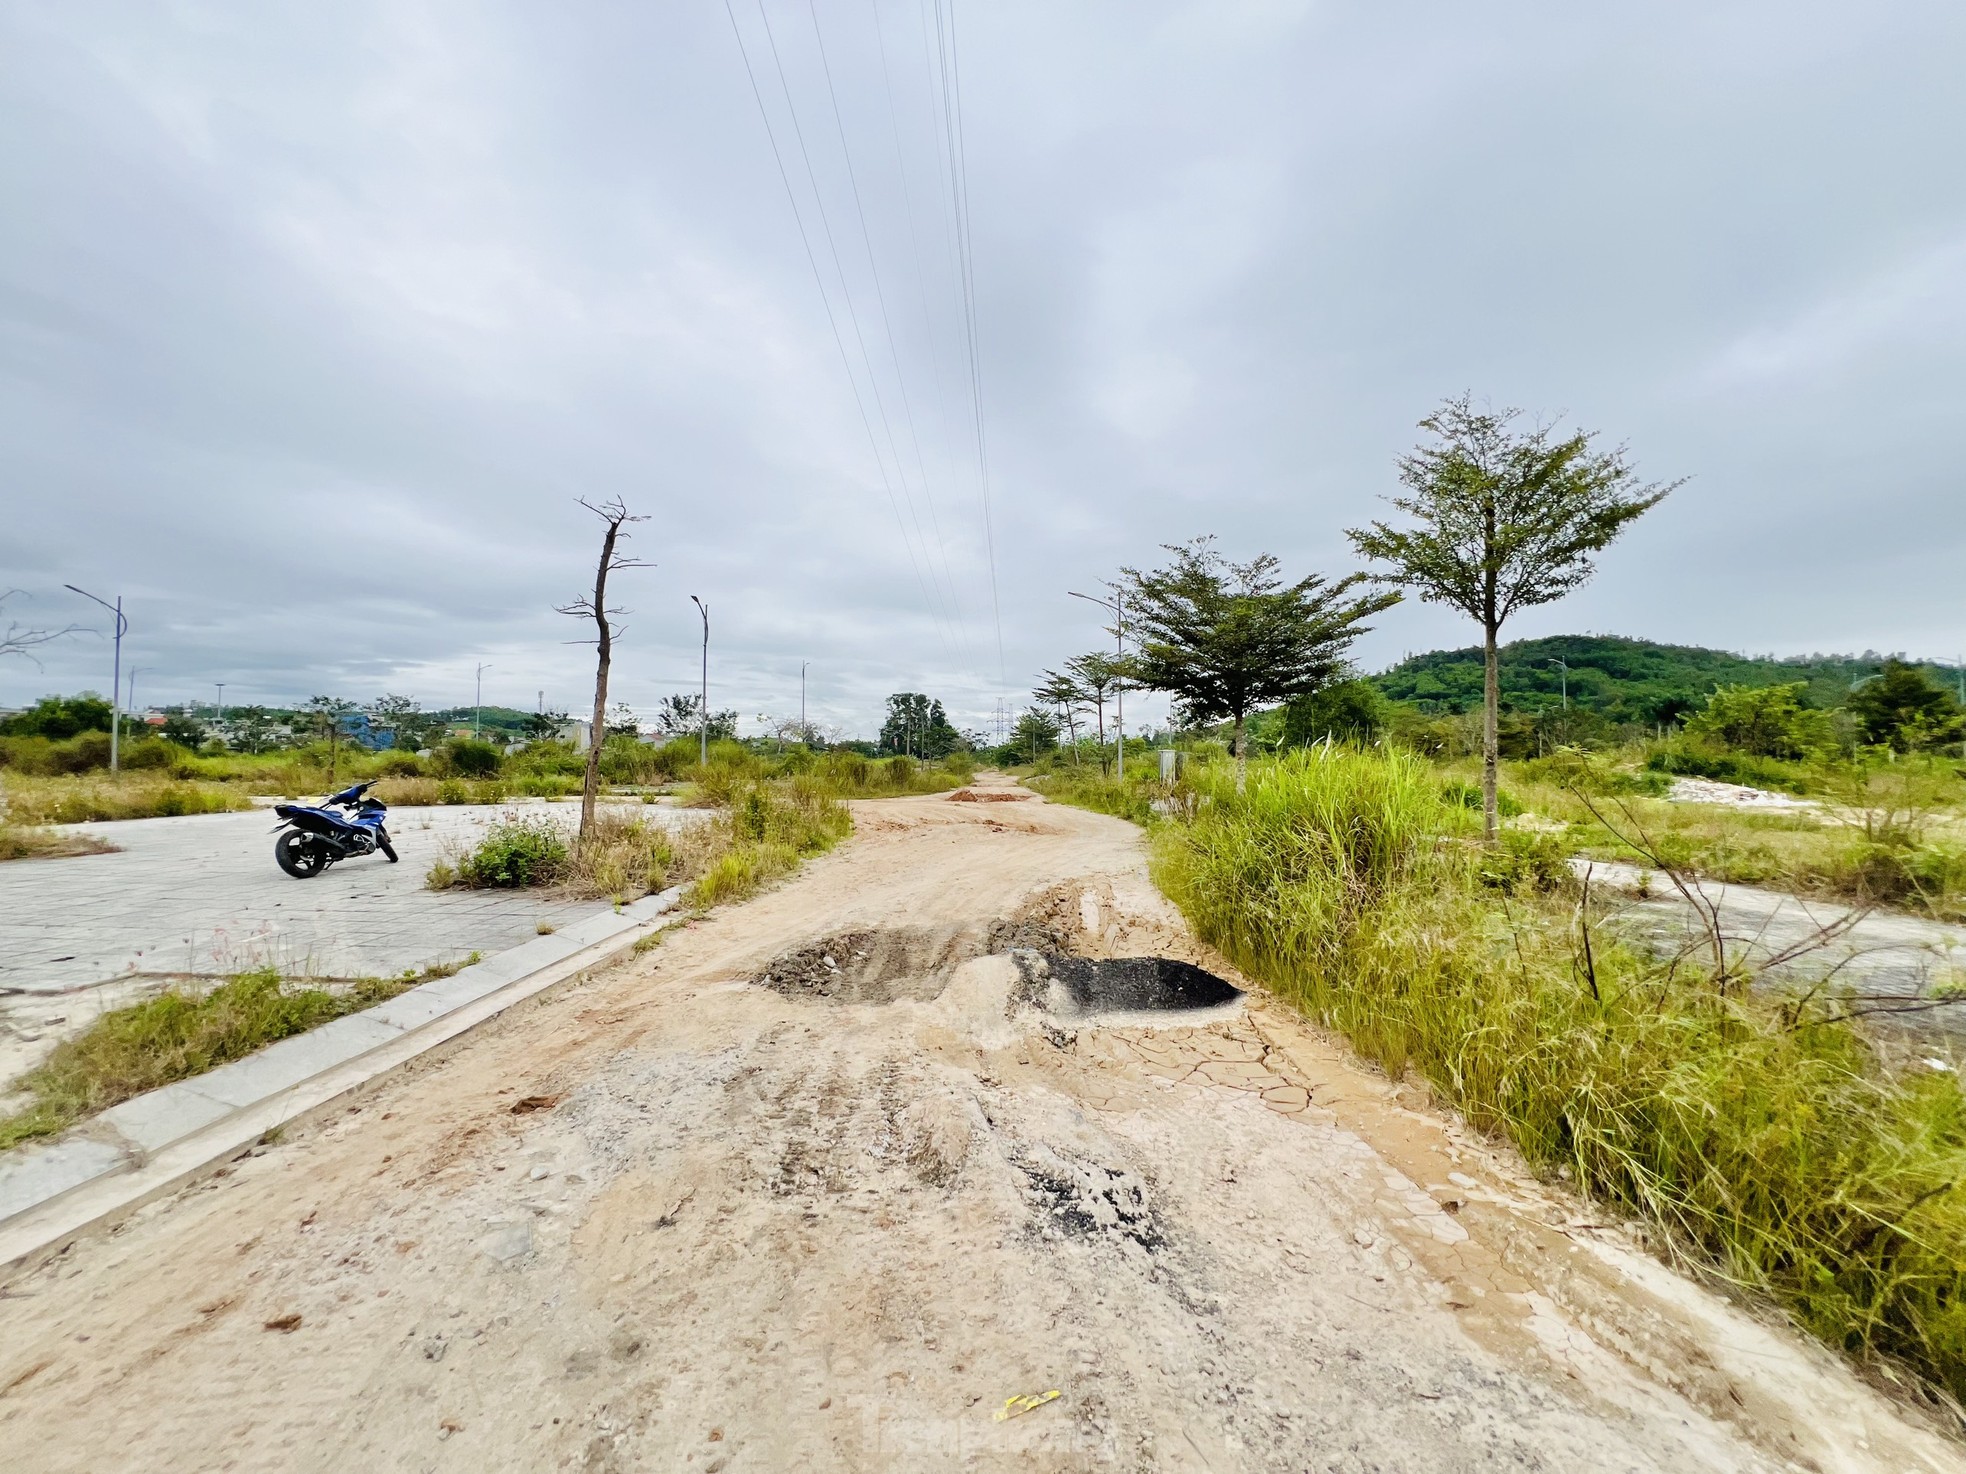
[3,1,1962,735]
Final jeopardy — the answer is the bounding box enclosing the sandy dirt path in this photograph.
[0,779,1956,1472]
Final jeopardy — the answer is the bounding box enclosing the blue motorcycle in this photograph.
[272,780,398,878]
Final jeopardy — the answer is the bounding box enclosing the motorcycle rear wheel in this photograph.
[275,831,329,878]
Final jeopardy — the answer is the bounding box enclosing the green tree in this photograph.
[1685,682,1834,759]
[303,696,359,783]
[227,706,280,754]
[654,693,736,743]
[158,710,208,748]
[520,709,570,743]
[1,692,114,739]
[1062,652,1132,772]
[366,694,439,752]
[1011,707,1062,765]
[880,693,963,758]
[1349,395,1676,840]
[1122,538,1398,788]
[1281,678,1390,748]
[1034,671,1088,763]
[1848,660,1963,752]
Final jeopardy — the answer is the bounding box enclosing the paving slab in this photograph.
[0,885,685,1262]
[0,1138,125,1222]
[97,1083,235,1155]
[0,799,704,1084]
[1578,857,1966,1039]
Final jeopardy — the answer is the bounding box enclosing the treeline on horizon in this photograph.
[1373,634,1966,727]
[7,633,1965,754]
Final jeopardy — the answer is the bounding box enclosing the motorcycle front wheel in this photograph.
[275,831,330,878]
[378,833,399,863]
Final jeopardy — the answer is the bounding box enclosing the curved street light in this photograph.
[65,584,126,773]
[690,596,710,766]
[1068,588,1127,783]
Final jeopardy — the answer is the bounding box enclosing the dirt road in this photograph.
[1,779,1956,1472]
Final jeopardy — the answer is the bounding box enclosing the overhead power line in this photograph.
[923,0,1005,687]
[721,0,962,663]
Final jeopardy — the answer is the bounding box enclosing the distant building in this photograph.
[557,718,592,751]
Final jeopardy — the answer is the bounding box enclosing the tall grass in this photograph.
[1153,746,1966,1403]
[0,772,253,824]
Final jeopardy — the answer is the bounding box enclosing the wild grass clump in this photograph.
[425,781,850,907]
[1153,746,1966,1403]
[0,824,117,862]
[432,814,571,889]
[561,811,673,900]
[678,778,851,908]
[0,773,254,824]
[0,967,412,1150]
[1023,764,1164,825]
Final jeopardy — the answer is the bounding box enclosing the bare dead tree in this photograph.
[1,590,83,666]
[557,499,650,837]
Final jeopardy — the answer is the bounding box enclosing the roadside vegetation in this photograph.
[1015,395,1966,1406]
[429,777,853,909]
[0,699,973,831]
[1035,745,1966,1404]
[0,960,471,1151]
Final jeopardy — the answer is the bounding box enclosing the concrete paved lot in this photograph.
[1581,858,1966,1040]
[0,802,700,1085]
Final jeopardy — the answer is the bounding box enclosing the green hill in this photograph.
[1374,635,1963,726]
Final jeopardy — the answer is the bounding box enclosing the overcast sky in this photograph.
[3,2,1962,737]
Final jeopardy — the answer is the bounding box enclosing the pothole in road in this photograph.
[1010,954,1242,1020]
[753,924,1244,1020]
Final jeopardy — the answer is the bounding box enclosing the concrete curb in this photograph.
[0,886,687,1271]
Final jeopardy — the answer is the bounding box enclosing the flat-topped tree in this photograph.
[1349,395,1676,842]
[1034,671,1088,763]
[1122,538,1398,789]
[1064,652,1130,773]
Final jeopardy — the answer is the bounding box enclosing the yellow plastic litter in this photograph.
[993,1390,1062,1422]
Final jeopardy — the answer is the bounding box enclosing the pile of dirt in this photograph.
[1667,777,1816,810]
[947,789,1031,803]
[753,927,983,1004]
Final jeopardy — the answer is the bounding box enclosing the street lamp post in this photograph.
[1068,588,1127,784]
[215,683,225,724]
[126,668,149,725]
[65,585,126,774]
[1548,658,1568,710]
[800,661,808,743]
[475,663,492,739]
[690,596,710,766]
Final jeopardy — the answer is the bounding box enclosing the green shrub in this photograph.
[376,749,425,777]
[455,815,568,887]
[445,738,503,778]
[1441,779,1524,818]
[1645,741,1811,793]
[1685,682,1836,759]
[1476,828,1573,894]
[1152,747,1966,1404]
